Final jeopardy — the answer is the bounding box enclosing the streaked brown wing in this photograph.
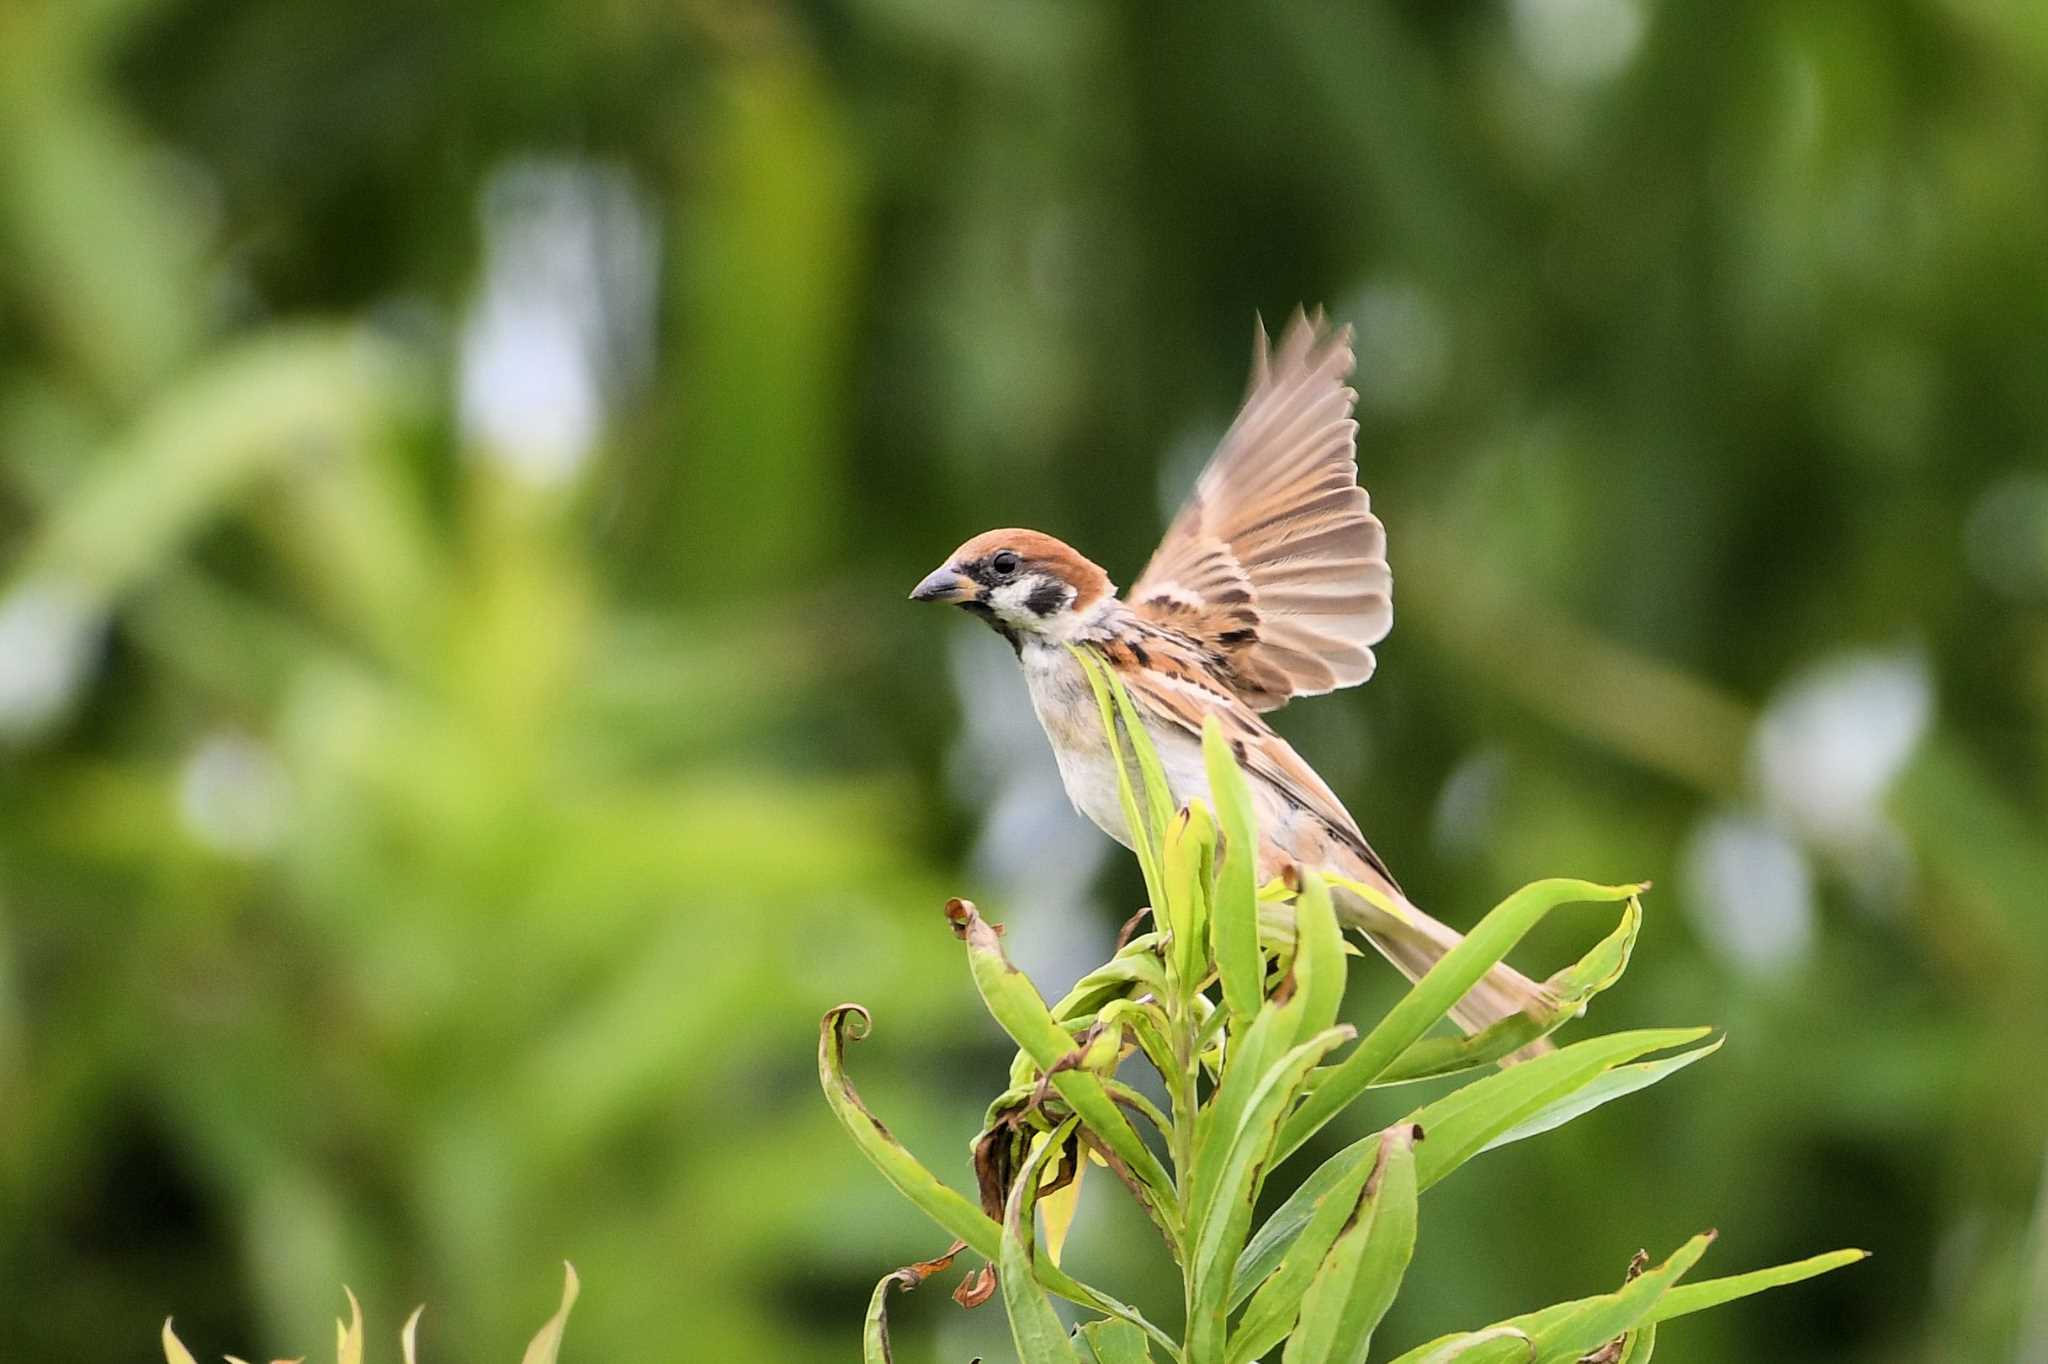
[1130,308,1392,712]
[1106,639,1401,891]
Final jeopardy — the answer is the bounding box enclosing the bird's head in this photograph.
[910,529,1114,648]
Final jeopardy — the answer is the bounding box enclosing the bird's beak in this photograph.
[909,565,975,604]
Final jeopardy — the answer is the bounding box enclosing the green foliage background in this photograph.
[0,1,2043,1360]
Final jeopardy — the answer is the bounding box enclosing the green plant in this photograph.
[823,654,1864,1362]
[160,1264,578,1364]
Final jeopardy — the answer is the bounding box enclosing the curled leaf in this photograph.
[954,1264,999,1309]
[820,1003,1003,1261]
[865,1242,968,1363]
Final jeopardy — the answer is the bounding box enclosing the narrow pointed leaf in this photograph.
[1390,1247,1865,1364]
[1384,1326,1533,1363]
[1072,647,1168,912]
[1164,802,1216,998]
[1280,1123,1422,1364]
[1227,1139,1379,1364]
[1236,1029,1708,1304]
[1646,1249,1868,1326]
[1277,879,1646,1161]
[1413,1028,1711,1188]
[1480,1037,1721,1154]
[1203,716,1265,1022]
[519,1263,581,1364]
[1290,869,1346,1049]
[1184,1022,1354,1359]
[1373,895,1642,1084]
[1103,657,1178,847]
[1517,1232,1713,1358]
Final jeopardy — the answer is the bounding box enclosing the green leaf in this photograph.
[1071,647,1169,915]
[1645,1248,1868,1326]
[1280,1123,1421,1364]
[1387,1236,1709,1364]
[1184,1021,1355,1360]
[862,1274,901,1364]
[1002,1118,1087,1364]
[1516,1232,1713,1359]
[1412,1028,1711,1189]
[1079,1319,1155,1364]
[1276,879,1646,1162]
[1203,716,1265,1023]
[1105,658,1178,848]
[1479,1037,1722,1154]
[1048,936,1170,1024]
[1097,1000,1180,1104]
[1226,1141,1378,1364]
[1164,802,1217,999]
[1236,1029,1708,1304]
[949,902,1181,1243]
[1372,894,1642,1084]
[1069,646,1176,857]
[1289,869,1346,1049]
[1389,1245,1866,1364]
[1391,1326,1532,1362]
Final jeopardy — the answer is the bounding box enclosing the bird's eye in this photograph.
[990,551,1021,577]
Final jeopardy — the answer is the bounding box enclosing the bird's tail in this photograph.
[1329,876,1560,1060]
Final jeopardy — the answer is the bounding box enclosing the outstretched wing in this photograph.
[1130,309,1392,711]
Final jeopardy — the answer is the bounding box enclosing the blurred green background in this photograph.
[2,0,2045,1360]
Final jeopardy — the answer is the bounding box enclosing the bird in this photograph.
[909,308,1554,1041]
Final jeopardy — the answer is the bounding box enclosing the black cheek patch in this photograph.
[1024,581,1070,617]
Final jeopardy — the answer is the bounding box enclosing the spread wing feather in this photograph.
[1131,308,1392,711]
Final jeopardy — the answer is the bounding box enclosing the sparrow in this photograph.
[910,308,1552,1039]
